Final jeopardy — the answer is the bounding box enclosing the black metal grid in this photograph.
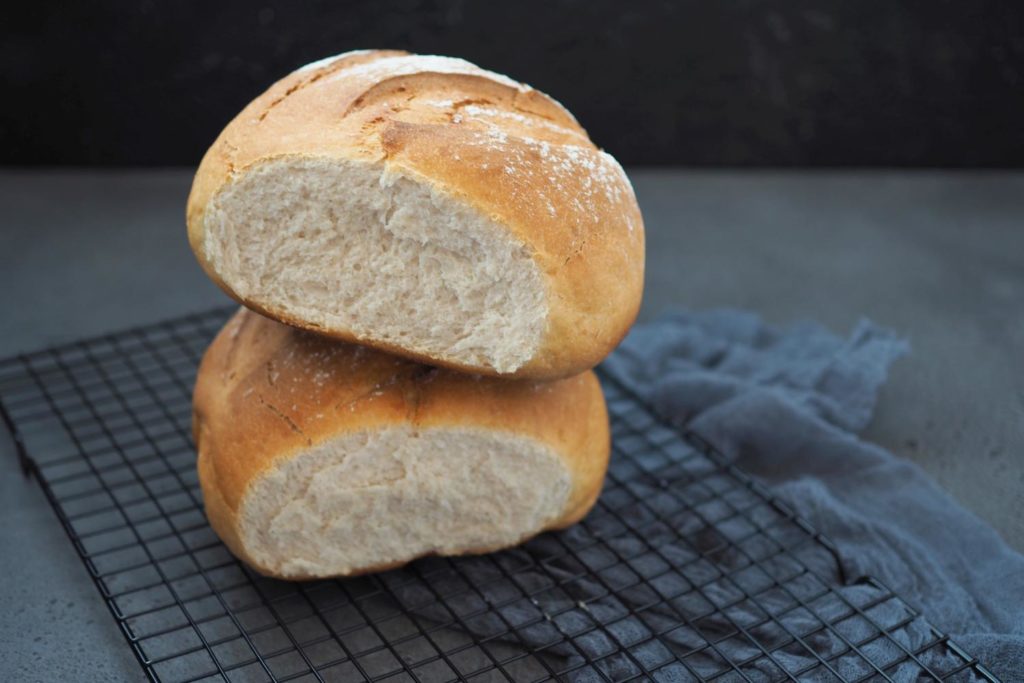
[0,307,1000,683]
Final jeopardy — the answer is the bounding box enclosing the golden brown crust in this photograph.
[194,308,611,578]
[186,50,644,379]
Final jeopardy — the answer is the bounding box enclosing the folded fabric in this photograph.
[601,309,1024,679]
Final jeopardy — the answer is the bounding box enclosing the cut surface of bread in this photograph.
[194,309,610,579]
[213,427,571,578]
[205,158,545,374]
[188,50,645,378]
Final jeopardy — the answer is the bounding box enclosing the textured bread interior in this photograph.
[204,157,547,373]
[235,426,572,577]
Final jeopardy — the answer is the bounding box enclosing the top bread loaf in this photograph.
[187,50,644,379]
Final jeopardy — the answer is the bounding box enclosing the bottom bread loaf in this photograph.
[193,308,610,579]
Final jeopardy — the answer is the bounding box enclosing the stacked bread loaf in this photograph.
[187,50,645,579]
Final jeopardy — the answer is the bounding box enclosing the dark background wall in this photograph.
[4,0,1024,167]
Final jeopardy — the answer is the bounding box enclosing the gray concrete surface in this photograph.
[1,169,1021,680]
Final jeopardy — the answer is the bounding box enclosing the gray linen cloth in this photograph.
[600,310,1023,680]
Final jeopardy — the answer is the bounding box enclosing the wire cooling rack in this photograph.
[0,307,1000,683]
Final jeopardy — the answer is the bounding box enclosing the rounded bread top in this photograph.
[187,50,644,378]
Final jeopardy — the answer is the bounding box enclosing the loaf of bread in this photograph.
[187,50,644,379]
[193,308,610,579]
